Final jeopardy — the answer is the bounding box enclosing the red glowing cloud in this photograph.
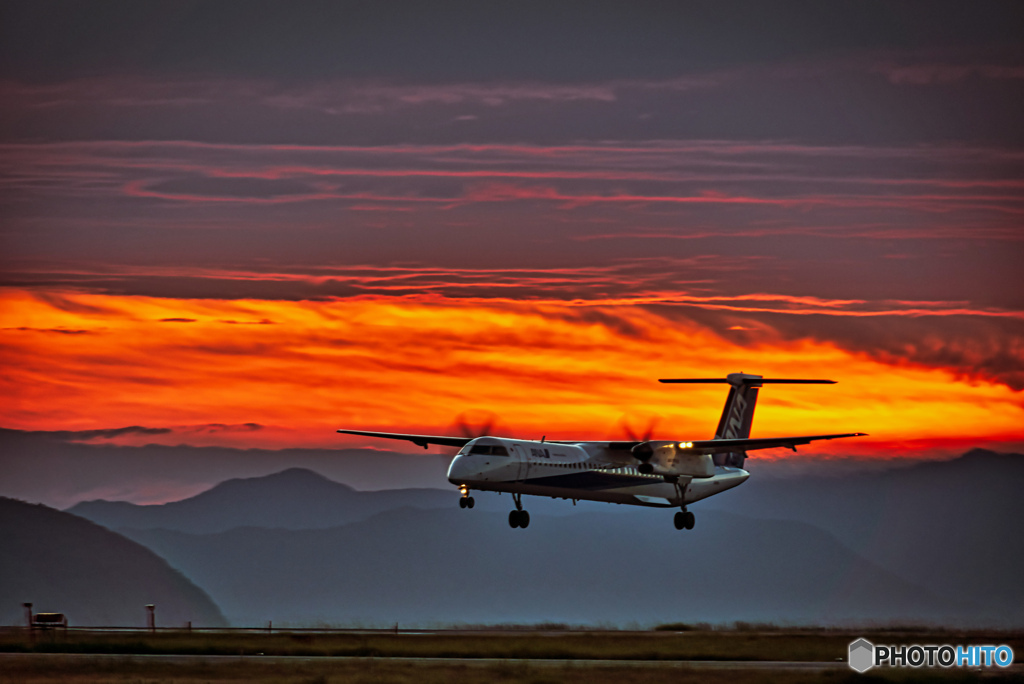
[2,290,1021,455]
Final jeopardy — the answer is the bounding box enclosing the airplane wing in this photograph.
[685,432,867,454]
[336,429,471,449]
[564,432,865,451]
[338,428,865,453]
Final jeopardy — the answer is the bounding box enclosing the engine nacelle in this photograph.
[641,441,715,478]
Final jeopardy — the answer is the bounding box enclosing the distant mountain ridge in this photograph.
[0,497,228,627]
[700,448,1024,612]
[120,507,951,628]
[67,467,458,533]
[66,449,1024,628]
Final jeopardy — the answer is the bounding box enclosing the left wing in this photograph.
[337,429,471,449]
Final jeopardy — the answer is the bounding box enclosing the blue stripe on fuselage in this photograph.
[520,470,656,490]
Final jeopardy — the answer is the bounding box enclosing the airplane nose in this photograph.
[447,454,470,483]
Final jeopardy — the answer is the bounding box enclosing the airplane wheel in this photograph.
[684,511,695,530]
[467,496,475,509]
[674,511,685,530]
[508,510,520,528]
[459,497,467,509]
[520,511,530,528]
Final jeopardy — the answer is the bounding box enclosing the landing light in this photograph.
[678,442,694,449]
[459,484,468,496]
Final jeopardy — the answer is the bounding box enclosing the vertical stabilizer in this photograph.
[714,372,763,440]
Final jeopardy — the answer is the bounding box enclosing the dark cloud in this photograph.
[3,141,1020,301]
[189,423,263,433]
[786,315,1024,392]
[140,176,324,202]
[29,291,120,315]
[2,1,1021,83]
[653,305,1024,391]
[3,59,1023,146]
[0,258,760,302]
[0,272,362,301]
[23,425,174,442]
[2,423,265,444]
[6,326,92,335]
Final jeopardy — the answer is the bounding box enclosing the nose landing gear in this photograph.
[458,485,475,509]
[508,492,530,528]
[673,509,695,530]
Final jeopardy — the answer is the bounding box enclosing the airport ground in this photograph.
[1,628,1022,683]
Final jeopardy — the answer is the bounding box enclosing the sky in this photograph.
[2,1,1023,463]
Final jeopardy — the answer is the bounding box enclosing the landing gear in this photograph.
[508,509,530,528]
[458,485,475,509]
[508,492,530,529]
[673,510,695,530]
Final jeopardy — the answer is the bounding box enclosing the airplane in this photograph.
[338,372,866,530]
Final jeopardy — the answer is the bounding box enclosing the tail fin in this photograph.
[659,373,835,468]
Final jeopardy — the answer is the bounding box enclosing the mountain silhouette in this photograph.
[700,449,1024,616]
[0,497,228,627]
[119,506,948,628]
[67,467,459,533]
[66,450,1024,628]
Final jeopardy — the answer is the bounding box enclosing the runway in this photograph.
[3,652,1022,672]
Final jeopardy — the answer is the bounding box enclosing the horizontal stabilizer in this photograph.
[660,378,835,384]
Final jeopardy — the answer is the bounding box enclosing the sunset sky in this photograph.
[2,1,1023,461]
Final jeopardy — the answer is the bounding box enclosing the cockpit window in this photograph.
[468,444,509,456]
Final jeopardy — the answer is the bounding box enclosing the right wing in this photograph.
[684,432,867,454]
[573,432,865,453]
[337,429,471,449]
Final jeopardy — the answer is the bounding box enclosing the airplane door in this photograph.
[514,445,527,481]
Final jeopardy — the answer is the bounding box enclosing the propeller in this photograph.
[439,409,505,467]
[617,414,661,473]
[454,409,500,440]
[618,414,660,443]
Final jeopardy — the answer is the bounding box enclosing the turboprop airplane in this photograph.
[338,372,865,530]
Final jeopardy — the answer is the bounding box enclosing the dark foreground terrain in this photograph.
[1,628,1022,683]
[4,657,1023,684]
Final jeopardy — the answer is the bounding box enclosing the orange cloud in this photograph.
[2,288,1022,456]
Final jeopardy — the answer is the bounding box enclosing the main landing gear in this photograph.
[674,509,695,530]
[508,492,530,529]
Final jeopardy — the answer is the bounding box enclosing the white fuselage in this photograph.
[447,437,749,508]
